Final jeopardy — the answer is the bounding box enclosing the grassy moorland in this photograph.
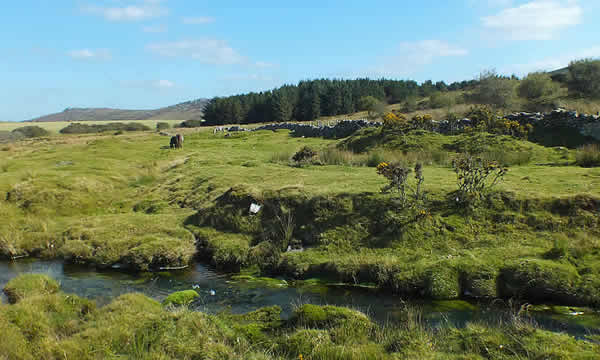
[1,121,599,306]
[1,112,600,358]
[1,273,599,360]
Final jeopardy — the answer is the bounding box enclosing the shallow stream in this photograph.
[1,259,598,339]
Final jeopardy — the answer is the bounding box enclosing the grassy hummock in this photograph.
[1,280,598,359]
[162,290,199,306]
[3,274,60,304]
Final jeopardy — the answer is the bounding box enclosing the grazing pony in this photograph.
[169,134,184,149]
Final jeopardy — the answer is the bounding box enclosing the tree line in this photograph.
[203,78,477,125]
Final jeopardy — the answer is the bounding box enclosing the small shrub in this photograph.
[517,72,564,111]
[292,146,317,164]
[567,59,600,98]
[453,155,507,201]
[576,144,600,167]
[156,122,170,131]
[177,119,204,128]
[376,162,412,204]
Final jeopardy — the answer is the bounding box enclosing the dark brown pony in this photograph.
[169,134,183,149]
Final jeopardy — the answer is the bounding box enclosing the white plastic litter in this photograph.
[250,203,262,214]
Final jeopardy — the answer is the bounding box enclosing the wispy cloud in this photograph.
[482,0,582,40]
[147,39,245,65]
[182,16,215,25]
[155,79,175,88]
[67,49,112,60]
[83,0,168,22]
[142,24,167,33]
[400,40,468,63]
[368,40,468,77]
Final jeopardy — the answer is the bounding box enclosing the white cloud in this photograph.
[155,79,175,88]
[67,49,112,60]
[400,40,469,63]
[142,24,167,33]
[482,0,582,40]
[182,16,215,25]
[368,40,468,77]
[84,1,168,22]
[147,39,245,65]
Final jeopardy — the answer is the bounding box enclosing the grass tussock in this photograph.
[1,280,598,360]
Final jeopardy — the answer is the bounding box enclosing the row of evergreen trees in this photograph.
[203,78,477,125]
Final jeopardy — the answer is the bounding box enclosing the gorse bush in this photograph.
[376,162,412,204]
[11,126,50,138]
[381,112,408,132]
[59,122,151,134]
[292,146,317,164]
[177,119,203,128]
[576,144,600,167]
[156,122,170,131]
[453,155,508,201]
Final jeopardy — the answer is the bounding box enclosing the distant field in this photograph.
[0,119,184,133]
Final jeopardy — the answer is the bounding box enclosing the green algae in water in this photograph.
[428,300,479,313]
[229,275,288,288]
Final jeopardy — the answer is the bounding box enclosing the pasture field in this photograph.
[1,125,600,358]
[0,119,184,133]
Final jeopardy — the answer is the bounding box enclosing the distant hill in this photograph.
[26,98,208,123]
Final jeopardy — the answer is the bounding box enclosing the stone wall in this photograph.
[217,119,381,139]
[504,108,600,142]
[214,109,600,142]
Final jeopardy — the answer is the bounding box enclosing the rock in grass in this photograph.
[162,290,199,306]
[3,274,60,304]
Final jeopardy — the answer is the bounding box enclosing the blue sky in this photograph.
[1,0,599,121]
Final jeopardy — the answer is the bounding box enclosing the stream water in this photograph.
[1,259,598,339]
